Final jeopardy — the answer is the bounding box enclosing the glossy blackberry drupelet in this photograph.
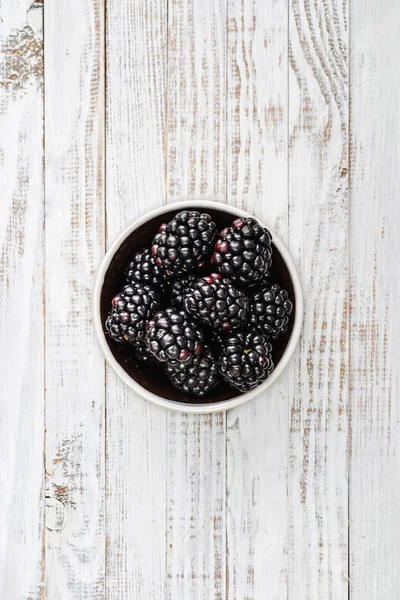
[105,284,161,343]
[151,210,218,275]
[249,281,293,339]
[124,248,170,292]
[183,273,250,331]
[165,348,220,397]
[145,307,205,367]
[211,217,273,286]
[219,331,274,392]
[170,273,197,309]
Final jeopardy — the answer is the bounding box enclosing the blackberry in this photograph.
[105,284,161,343]
[151,210,217,275]
[131,340,153,364]
[125,248,170,292]
[145,307,205,367]
[170,274,197,309]
[211,217,272,285]
[165,348,219,397]
[249,281,293,339]
[219,331,274,392]
[183,273,250,331]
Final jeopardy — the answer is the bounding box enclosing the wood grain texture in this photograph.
[166,412,226,599]
[166,1,227,598]
[349,2,400,598]
[0,1,44,598]
[3,1,400,597]
[167,0,226,200]
[288,1,349,598]
[105,1,167,598]
[225,0,289,598]
[44,0,105,596]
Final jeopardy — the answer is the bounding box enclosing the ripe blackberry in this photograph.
[131,340,153,364]
[151,210,217,275]
[105,284,161,343]
[125,248,170,292]
[183,273,250,331]
[219,331,274,392]
[211,217,272,285]
[165,348,219,397]
[145,307,205,367]
[170,274,197,309]
[249,281,293,339]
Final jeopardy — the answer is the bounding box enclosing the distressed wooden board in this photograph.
[288,0,349,598]
[167,0,226,200]
[166,1,227,598]
[349,2,400,598]
[0,1,44,598]
[225,0,289,598]
[44,0,106,597]
[3,0,400,597]
[105,1,168,598]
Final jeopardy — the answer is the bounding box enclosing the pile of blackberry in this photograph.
[104,209,294,399]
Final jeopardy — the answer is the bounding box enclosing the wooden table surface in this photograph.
[1,0,399,598]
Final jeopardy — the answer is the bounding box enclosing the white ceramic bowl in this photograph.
[94,200,303,413]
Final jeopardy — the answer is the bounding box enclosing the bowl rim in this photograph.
[93,200,303,413]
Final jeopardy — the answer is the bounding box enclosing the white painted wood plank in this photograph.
[105,1,167,598]
[166,412,226,599]
[167,0,226,200]
[349,3,400,598]
[0,1,44,598]
[166,1,227,598]
[225,0,289,598]
[44,0,105,596]
[288,1,349,597]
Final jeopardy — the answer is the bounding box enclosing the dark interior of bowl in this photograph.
[100,206,296,404]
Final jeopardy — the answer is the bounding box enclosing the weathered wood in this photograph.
[349,2,400,598]
[0,1,44,598]
[167,0,226,200]
[3,1,400,596]
[225,0,289,598]
[105,1,168,598]
[166,1,227,598]
[288,0,349,597]
[44,0,106,596]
